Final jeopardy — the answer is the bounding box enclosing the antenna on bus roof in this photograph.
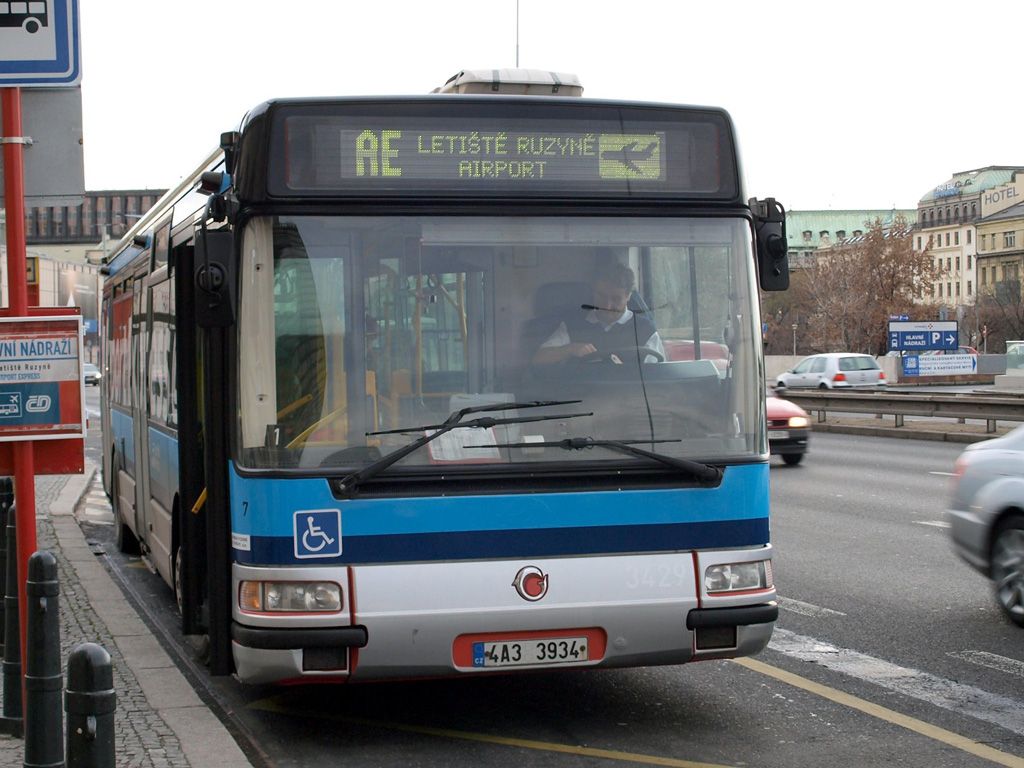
[515,0,520,68]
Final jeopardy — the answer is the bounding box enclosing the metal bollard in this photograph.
[25,551,63,768]
[0,509,21,736]
[65,643,115,768]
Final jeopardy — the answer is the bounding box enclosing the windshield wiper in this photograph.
[477,437,722,484]
[336,400,590,495]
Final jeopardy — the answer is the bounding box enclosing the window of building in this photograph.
[981,266,987,285]
[836,230,846,240]
[1005,231,1017,248]
[945,232,951,246]
[947,257,952,271]
[955,206,960,220]
[947,282,952,296]
[956,256,960,271]
[938,283,943,297]
[917,236,922,250]
[802,230,812,242]
[967,229,972,245]
[968,254,972,270]
[819,231,829,241]
[955,231,960,245]
[967,280,972,296]
[853,229,862,237]
[972,203,977,218]
[956,282,961,297]
[993,234,998,250]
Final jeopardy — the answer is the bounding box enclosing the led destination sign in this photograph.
[344,129,665,183]
[269,105,736,199]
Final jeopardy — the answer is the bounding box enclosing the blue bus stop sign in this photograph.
[0,0,80,86]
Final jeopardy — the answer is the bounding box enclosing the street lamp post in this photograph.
[791,323,798,356]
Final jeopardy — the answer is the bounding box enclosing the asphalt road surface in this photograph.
[79,422,1024,768]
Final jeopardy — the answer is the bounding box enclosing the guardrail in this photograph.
[777,389,1024,433]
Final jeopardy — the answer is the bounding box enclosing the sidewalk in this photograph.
[0,464,252,768]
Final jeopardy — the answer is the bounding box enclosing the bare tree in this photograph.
[770,216,943,355]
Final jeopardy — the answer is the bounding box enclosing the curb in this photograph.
[50,464,253,768]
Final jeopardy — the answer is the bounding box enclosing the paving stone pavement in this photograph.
[0,467,251,768]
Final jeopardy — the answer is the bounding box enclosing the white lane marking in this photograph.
[769,629,1024,736]
[778,596,846,618]
[929,471,957,477]
[914,520,952,529]
[950,651,1024,679]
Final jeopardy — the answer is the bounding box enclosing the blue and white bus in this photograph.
[101,69,790,684]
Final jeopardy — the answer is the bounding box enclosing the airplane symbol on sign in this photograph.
[600,142,657,173]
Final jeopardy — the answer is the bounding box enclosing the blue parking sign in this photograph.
[293,509,342,559]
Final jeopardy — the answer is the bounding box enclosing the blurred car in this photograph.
[948,425,1024,627]
[82,363,101,386]
[775,352,886,390]
[766,390,809,465]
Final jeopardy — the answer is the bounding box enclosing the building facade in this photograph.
[915,167,1024,315]
[976,191,1024,309]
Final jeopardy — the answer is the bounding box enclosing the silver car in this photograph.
[775,352,887,390]
[948,425,1024,627]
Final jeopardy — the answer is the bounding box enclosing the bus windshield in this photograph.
[237,215,764,472]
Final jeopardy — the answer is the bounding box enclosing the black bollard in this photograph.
[25,551,63,768]
[0,509,21,736]
[65,643,115,768]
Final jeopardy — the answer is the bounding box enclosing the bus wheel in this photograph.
[24,19,40,34]
[112,473,140,555]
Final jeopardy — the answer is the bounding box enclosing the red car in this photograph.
[767,390,810,465]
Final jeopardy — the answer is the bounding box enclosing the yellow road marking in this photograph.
[249,697,734,768]
[733,657,1024,768]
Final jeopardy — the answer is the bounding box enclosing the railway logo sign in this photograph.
[0,0,80,85]
[294,509,342,559]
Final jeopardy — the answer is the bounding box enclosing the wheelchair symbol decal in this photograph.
[293,509,342,559]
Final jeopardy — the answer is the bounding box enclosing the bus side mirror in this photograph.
[194,229,236,327]
[751,197,789,292]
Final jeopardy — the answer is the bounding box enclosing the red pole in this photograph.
[1,86,37,695]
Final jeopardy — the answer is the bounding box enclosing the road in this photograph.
[77,415,1024,768]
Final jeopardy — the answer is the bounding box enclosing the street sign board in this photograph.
[888,320,958,352]
[0,87,85,207]
[901,354,978,377]
[0,0,80,86]
[0,315,85,441]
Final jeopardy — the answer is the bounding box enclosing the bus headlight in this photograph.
[239,581,343,613]
[704,560,772,594]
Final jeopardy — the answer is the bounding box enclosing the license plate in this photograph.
[768,430,789,440]
[472,636,589,668]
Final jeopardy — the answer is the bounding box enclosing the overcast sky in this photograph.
[78,0,1022,210]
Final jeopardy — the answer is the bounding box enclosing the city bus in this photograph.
[100,69,790,684]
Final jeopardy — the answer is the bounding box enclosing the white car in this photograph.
[775,353,886,390]
[948,425,1024,627]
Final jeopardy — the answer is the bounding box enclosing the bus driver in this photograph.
[531,263,665,365]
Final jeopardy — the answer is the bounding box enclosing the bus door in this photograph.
[127,255,151,550]
[140,261,176,587]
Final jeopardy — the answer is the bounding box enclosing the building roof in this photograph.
[918,166,1024,204]
[785,209,917,250]
[978,199,1024,224]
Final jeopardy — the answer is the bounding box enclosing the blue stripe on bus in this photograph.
[110,408,135,473]
[235,516,769,565]
[229,462,769,565]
